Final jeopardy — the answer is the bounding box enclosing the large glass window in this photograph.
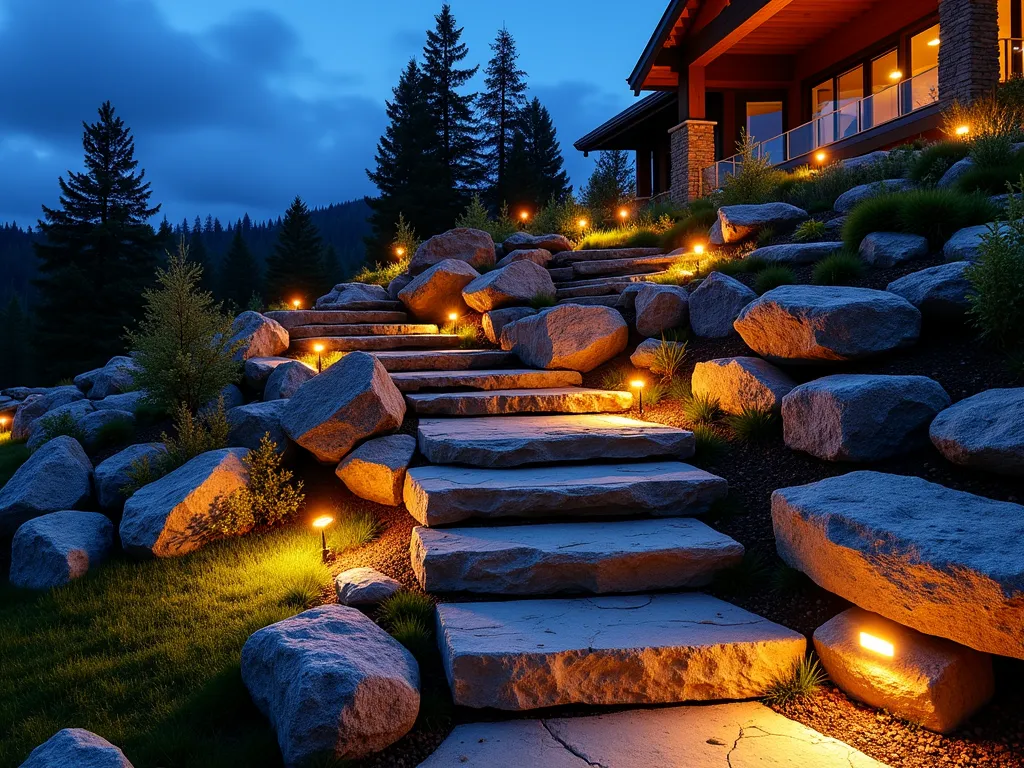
[812,79,835,144]
[998,1,1022,80]
[837,66,863,138]
[910,25,941,107]
[869,49,900,126]
[746,101,784,161]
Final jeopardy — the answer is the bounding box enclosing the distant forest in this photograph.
[0,200,370,308]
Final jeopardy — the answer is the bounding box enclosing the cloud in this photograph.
[0,0,385,224]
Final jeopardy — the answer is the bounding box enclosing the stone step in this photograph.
[554,272,670,290]
[289,335,462,354]
[436,593,806,710]
[556,295,623,307]
[551,247,664,266]
[403,461,728,526]
[288,323,438,339]
[411,518,743,595]
[573,255,680,278]
[390,369,583,394]
[315,300,404,311]
[405,387,633,416]
[264,309,408,330]
[546,266,575,282]
[555,283,623,299]
[371,350,517,372]
[416,415,694,467]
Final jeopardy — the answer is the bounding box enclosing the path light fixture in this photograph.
[395,246,406,258]
[889,70,903,81]
[631,379,645,415]
[578,217,589,231]
[693,243,705,256]
[956,125,970,137]
[0,416,8,434]
[815,150,828,164]
[448,311,460,332]
[313,515,334,562]
[618,207,630,222]
[519,210,530,228]
[860,631,895,658]
[313,343,325,373]
[292,298,302,310]
[928,37,940,47]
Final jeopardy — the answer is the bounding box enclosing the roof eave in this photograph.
[628,0,688,92]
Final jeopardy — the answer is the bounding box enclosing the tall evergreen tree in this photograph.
[479,26,527,207]
[0,296,31,388]
[422,4,481,223]
[189,217,215,295]
[33,101,161,380]
[582,149,636,216]
[220,227,261,309]
[505,98,573,211]
[265,196,327,305]
[322,244,341,285]
[365,59,446,261]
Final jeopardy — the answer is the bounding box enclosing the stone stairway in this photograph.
[266,308,459,355]
[539,247,683,306]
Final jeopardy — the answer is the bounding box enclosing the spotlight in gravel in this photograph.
[313,515,334,562]
[313,343,326,373]
[859,631,894,657]
[631,379,645,414]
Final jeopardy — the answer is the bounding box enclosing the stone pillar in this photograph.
[669,120,717,203]
[938,0,999,106]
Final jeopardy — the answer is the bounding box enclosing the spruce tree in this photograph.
[479,26,527,207]
[422,4,481,223]
[189,217,216,295]
[264,196,327,305]
[219,227,261,309]
[365,60,446,261]
[34,101,161,380]
[505,98,573,211]
[582,149,636,216]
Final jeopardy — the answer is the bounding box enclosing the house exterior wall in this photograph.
[938,0,1000,105]
[669,119,717,202]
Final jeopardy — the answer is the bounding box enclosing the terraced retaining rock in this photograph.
[834,179,915,213]
[462,260,555,312]
[503,232,573,253]
[410,227,495,274]
[495,248,552,268]
[691,357,796,415]
[10,510,114,590]
[500,304,628,372]
[858,232,929,267]
[929,388,1024,476]
[95,442,167,511]
[406,387,632,417]
[398,258,480,322]
[717,202,807,243]
[227,400,290,452]
[942,223,1011,262]
[243,356,294,390]
[335,434,416,506]
[746,242,843,264]
[228,311,289,361]
[886,261,973,318]
[688,272,756,338]
[635,284,688,338]
[315,283,392,310]
[482,307,535,344]
[74,355,139,399]
[263,360,316,400]
[0,436,93,536]
[334,567,402,606]
[11,386,85,440]
[772,471,1024,659]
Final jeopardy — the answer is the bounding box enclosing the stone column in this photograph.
[669,120,717,203]
[938,0,999,106]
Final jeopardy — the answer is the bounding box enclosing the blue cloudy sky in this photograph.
[0,0,663,226]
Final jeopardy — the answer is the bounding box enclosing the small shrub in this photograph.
[942,95,1024,142]
[683,392,721,424]
[92,416,135,450]
[786,149,916,212]
[456,196,516,243]
[388,616,434,659]
[955,151,1024,195]
[577,227,661,251]
[812,252,864,286]
[719,131,789,205]
[843,188,996,250]
[162,400,230,472]
[966,188,1024,350]
[742,255,769,273]
[666,378,691,402]
[378,591,435,632]
[332,511,381,551]
[763,656,829,706]
[121,454,161,498]
[909,140,971,185]
[710,258,747,276]
[754,266,796,294]
[755,226,776,248]
[841,193,904,249]
[599,366,629,392]
[35,411,85,447]
[133,400,168,426]
[652,338,688,382]
[725,406,779,441]
[792,220,827,243]
[969,134,1016,168]
[640,381,667,407]
[352,258,409,287]
[529,293,557,310]
[281,568,327,609]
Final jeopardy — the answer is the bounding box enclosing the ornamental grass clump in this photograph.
[792,219,827,243]
[812,251,864,286]
[331,511,381,551]
[725,406,779,441]
[763,656,829,707]
[683,392,721,425]
[908,140,971,185]
[652,337,688,382]
[754,266,797,294]
[34,411,85,448]
[842,189,996,250]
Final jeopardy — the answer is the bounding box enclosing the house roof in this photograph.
[628,0,705,93]
[574,92,677,154]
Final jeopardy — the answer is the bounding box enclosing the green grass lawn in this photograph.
[0,526,331,768]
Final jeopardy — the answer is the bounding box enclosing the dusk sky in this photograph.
[0,0,663,227]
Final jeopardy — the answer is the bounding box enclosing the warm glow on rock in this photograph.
[860,631,894,657]
[312,515,334,529]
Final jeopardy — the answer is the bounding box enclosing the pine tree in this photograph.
[219,227,261,309]
[582,149,636,216]
[505,98,573,212]
[33,101,161,380]
[365,59,447,261]
[189,217,216,295]
[479,26,527,207]
[322,244,341,286]
[0,296,31,388]
[264,196,327,305]
[422,4,481,223]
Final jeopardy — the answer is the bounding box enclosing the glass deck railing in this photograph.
[1001,38,1024,82]
[704,65,939,191]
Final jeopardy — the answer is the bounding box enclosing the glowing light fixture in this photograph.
[693,244,705,256]
[889,70,903,81]
[313,515,334,562]
[860,631,894,657]
[618,207,630,220]
[578,218,589,230]
[313,343,326,373]
[519,210,530,222]
[956,125,971,137]
[292,299,302,309]
[0,416,8,432]
[928,37,941,47]
[395,246,406,258]
[630,379,645,414]
[815,151,828,164]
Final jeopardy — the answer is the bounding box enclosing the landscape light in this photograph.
[313,343,325,373]
[292,299,301,309]
[0,416,8,432]
[693,244,705,256]
[618,207,629,220]
[578,218,589,230]
[956,125,970,137]
[631,379,645,414]
[395,246,406,258]
[815,151,827,164]
[519,210,530,222]
[860,631,895,658]
[312,515,334,562]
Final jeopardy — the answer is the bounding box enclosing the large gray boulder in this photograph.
[19,728,133,768]
[503,232,573,254]
[834,179,915,213]
[336,433,417,506]
[772,471,1024,659]
[243,356,294,391]
[746,242,843,264]
[26,399,97,451]
[858,232,929,267]
[10,511,114,590]
[886,261,973,318]
[74,356,139,399]
[282,351,405,463]
[840,150,890,169]
[264,360,316,400]
[495,248,553,269]
[241,605,420,766]
[937,156,975,187]
[942,223,1012,262]
[398,258,480,323]
[79,409,136,451]
[782,374,950,462]
[734,286,921,363]
[119,448,250,558]
[12,387,85,440]
[94,391,146,413]
[482,307,535,344]
[929,388,1024,476]
[630,338,687,376]
[717,203,807,243]
[688,272,757,338]
[316,283,391,310]
[0,436,93,536]
[410,227,495,274]
[501,304,628,373]
[228,312,289,361]
[462,260,555,312]
[227,400,291,452]
[95,442,167,511]
[634,285,688,338]
[691,357,796,415]
[386,272,413,300]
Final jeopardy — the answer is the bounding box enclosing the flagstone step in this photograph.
[317,300,405,312]
[371,349,517,372]
[264,309,408,329]
[288,323,438,339]
[573,255,681,278]
[411,518,743,595]
[551,247,664,265]
[555,283,626,299]
[547,266,575,282]
[403,461,727,526]
[553,271,671,290]
[436,593,806,710]
[416,415,694,467]
[390,369,583,394]
[405,387,633,416]
[419,703,887,767]
[556,295,624,307]
[289,335,462,354]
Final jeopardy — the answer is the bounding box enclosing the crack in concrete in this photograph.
[724,724,865,767]
[540,720,608,768]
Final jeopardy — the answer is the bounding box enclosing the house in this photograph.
[576,0,1012,203]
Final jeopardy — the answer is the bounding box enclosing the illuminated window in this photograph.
[870,50,900,126]
[837,66,863,139]
[746,101,783,147]
[911,24,941,77]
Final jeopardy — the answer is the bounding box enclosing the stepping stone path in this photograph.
[269,306,457,356]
